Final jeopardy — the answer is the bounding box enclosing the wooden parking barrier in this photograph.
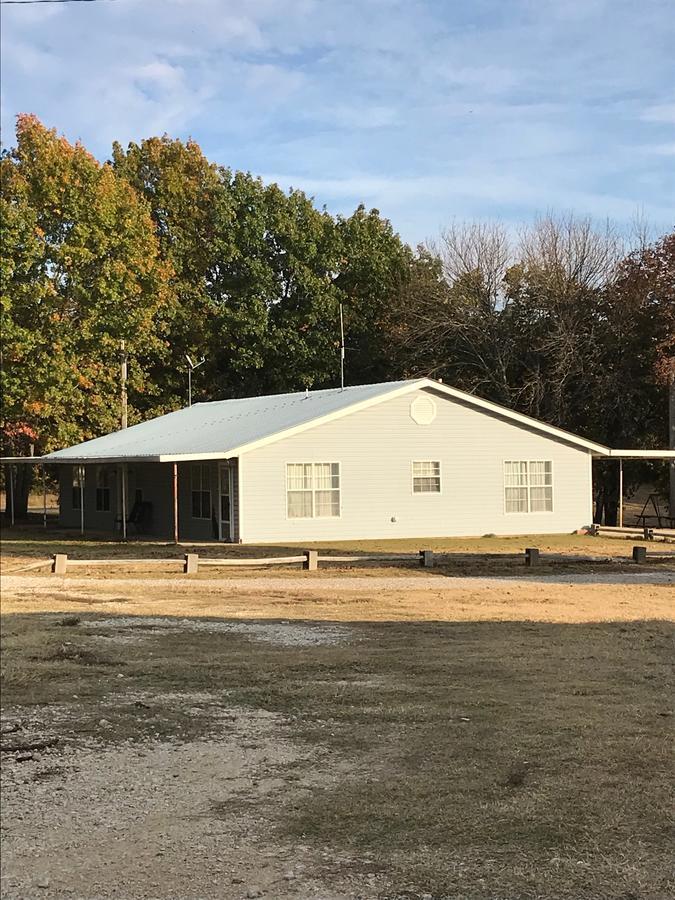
[184,553,199,574]
[199,556,305,567]
[589,524,673,542]
[303,549,318,571]
[525,547,540,567]
[632,546,647,564]
[52,553,68,575]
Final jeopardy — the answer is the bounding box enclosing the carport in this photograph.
[592,449,675,528]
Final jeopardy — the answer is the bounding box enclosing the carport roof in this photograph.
[38,378,621,464]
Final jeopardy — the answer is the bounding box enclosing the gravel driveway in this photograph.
[2,571,674,596]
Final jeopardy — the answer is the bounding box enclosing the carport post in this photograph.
[172,463,179,544]
[121,463,127,541]
[618,458,624,528]
[42,463,47,529]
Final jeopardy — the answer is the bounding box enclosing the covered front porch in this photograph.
[52,458,240,543]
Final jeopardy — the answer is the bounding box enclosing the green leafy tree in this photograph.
[112,136,236,408]
[332,205,420,385]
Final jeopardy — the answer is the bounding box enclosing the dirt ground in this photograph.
[1,568,673,900]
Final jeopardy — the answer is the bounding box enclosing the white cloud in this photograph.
[641,103,675,124]
[1,0,674,242]
[646,142,675,156]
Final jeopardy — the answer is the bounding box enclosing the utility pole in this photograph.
[120,340,128,429]
[670,379,675,517]
[339,303,345,391]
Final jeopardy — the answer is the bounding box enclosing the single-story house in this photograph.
[38,378,673,542]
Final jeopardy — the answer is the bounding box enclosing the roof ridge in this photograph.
[196,379,420,406]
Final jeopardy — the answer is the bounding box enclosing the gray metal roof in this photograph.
[41,376,628,464]
[43,380,415,463]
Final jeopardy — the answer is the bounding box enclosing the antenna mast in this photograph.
[120,339,128,429]
[186,354,206,407]
[339,303,345,390]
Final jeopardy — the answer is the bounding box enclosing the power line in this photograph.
[1,0,119,5]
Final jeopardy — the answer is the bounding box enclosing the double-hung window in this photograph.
[412,460,441,493]
[191,464,211,519]
[504,460,553,513]
[95,467,111,512]
[287,463,340,518]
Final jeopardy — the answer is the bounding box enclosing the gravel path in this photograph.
[2,571,674,595]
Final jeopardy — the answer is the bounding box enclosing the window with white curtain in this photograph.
[504,460,553,513]
[287,463,340,518]
[412,460,441,493]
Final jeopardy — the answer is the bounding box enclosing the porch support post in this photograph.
[618,458,624,528]
[80,465,85,536]
[173,463,179,544]
[42,464,47,529]
[121,463,127,541]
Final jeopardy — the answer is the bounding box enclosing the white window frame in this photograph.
[503,460,554,514]
[286,462,341,520]
[191,463,212,520]
[412,460,442,495]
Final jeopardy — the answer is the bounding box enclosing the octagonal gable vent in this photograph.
[410,395,437,425]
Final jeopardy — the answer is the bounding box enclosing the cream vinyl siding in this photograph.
[238,387,592,542]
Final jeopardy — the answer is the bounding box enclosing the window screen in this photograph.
[191,464,211,519]
[95,467,111,512]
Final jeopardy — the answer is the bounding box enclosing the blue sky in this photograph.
[2,0,674,245]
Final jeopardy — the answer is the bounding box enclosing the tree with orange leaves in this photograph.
[1,115,173,516]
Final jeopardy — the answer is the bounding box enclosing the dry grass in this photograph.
[2,526,673,581]
[1,577,674,898]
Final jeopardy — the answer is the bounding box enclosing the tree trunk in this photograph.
[605,500,618,527]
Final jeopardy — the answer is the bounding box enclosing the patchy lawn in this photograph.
[1,577,673,899]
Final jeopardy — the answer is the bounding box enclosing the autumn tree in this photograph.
[1,116,171,516]
[592,233,675,518]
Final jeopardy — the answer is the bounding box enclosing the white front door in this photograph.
[218,464,233,542]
